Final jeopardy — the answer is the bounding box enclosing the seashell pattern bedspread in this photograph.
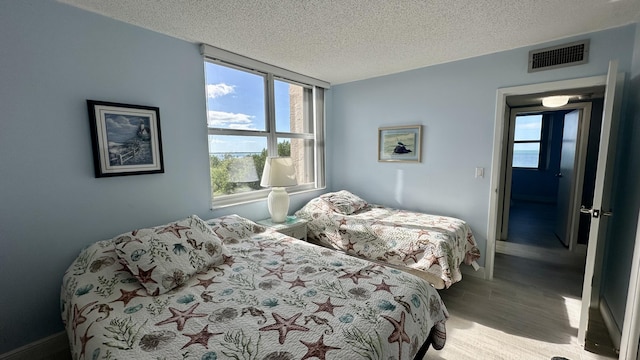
[61,214,448,360]
[295,194,481,289]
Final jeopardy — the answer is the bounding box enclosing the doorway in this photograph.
[499,101,603,256]
[486,69,626,354]
[486,75,610,280]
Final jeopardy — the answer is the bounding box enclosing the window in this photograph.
[512,114,543,168]
[202,45,328,207]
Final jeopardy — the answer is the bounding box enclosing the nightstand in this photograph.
[257,217,308,241]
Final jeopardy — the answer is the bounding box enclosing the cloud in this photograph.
[519,122,541,129]
[207,110,256,130]
[207,83,235,99]
[106,115,138,130]
[105,114,143,142]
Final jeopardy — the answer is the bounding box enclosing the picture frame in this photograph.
[87,100,164,177]
[378,125,422,162]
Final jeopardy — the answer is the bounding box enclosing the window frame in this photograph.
[512,114,545,170]
[201,45,328,208]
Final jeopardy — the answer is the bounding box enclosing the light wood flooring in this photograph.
[426,201,618,360]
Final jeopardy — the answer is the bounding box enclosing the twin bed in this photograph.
[62,213,449,360]
[295,191,481,289]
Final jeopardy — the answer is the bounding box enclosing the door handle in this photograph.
[580,206,613,218]
[555,173,563,178]
[580,206,592,215]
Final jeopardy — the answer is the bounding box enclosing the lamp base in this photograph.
[267,187,289,223]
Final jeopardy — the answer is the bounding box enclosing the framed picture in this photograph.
[87,100,164,177]
[378,125,422,162]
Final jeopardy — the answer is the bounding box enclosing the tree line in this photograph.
[210,140,290,195]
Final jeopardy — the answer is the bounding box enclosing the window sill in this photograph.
[210,184,322,210]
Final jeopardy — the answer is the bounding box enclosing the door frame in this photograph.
[499,103,592,252]
[486,75,607,279]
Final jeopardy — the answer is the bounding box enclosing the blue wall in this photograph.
[329,25,636,270]
[600,23,640,331]
[1,0,639,354]
[0,1,322,353]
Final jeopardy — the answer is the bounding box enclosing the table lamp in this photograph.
[260,157,297,223]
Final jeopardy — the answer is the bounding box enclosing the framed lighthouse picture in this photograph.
[378,125,422,163]
[87,100,164,177]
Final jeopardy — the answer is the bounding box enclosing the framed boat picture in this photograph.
[378,125,422,162]
[87,100,164,177]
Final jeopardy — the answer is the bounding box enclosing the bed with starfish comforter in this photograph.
[295,191,481,289]
[61,214,448,360]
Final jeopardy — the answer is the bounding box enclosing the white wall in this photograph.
[328,25,636,268]
[0,1,322,353]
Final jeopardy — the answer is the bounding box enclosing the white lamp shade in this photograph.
[542,95,570,108]
[260,157,297,187]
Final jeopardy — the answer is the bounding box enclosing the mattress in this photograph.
[61,214,448,360]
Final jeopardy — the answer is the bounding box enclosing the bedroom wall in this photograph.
[328,25,636,271]
[1,1,638,356]
[600,22,640,333]
[0,1,323,354]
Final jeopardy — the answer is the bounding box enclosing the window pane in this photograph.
[208,135,267,195]
[512,142,540,168]
[205,62,266,131]
[514,114,542,141]
[278,137,314,184]
[275,79,312,133]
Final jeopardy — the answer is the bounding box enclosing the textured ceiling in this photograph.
[59,0,640,85]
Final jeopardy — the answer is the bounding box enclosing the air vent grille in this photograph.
[528,40,589,72]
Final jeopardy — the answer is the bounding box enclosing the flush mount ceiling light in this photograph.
[542,95,570,108]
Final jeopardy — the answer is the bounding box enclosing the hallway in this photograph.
[506,200,566,250]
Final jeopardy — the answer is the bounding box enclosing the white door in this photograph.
[577,60,625,345]
[555,110,580,247]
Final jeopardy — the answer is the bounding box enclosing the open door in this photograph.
[577,60,625,345]
[555,110,580,247]
[555,105,592,251]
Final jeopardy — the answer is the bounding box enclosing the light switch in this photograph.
[475,167,484,178]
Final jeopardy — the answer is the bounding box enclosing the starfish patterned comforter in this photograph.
[295,191,481,289]
[61,214,448,360]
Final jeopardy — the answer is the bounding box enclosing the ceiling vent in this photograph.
[528,40,589,73]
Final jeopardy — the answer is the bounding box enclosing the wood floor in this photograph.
[426,201,618,360]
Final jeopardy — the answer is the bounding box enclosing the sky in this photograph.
[514,114,542,142]
[205,62,293,153]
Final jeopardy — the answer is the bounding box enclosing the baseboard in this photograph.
[0,331,69,360]
[600,298,622,351]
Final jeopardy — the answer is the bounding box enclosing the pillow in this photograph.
[114,215,226,296]
[205,214,266,244]
[320,190,369,215]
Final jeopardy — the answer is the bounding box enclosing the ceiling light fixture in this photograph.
[542,95,570,108]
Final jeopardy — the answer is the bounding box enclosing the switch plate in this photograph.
[475,167,484,178]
